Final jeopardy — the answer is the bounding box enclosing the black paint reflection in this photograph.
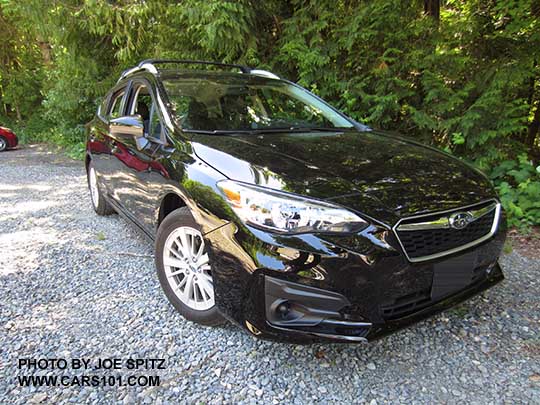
[192,129,495,224]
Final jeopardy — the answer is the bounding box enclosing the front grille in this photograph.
[395,201,499,261]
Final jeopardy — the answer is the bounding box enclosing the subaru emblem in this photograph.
[449,212,473,229]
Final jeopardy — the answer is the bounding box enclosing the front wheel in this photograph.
[155,207,223,326]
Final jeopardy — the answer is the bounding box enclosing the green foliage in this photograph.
[1,0,539,225]
[491,155,540,228]
[0,2,44,120]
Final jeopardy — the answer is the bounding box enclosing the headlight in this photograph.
[217,180,368,234]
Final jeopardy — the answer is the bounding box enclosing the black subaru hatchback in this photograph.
[86,60,506,343]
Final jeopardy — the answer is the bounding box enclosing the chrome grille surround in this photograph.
[393,199,501,262]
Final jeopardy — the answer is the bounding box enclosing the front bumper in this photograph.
[367,263,504,341]
[5,133,18,148]
[205,215,506,343]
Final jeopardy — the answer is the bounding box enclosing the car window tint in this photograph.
[129,84,161,138]
[149,104,162,139]
[109,91,125,119]
[98,96,109,118]
[168,95,192,125]
[163,77,354,131]
[259,87,328,127]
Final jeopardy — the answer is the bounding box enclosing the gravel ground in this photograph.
[1,144,539,404]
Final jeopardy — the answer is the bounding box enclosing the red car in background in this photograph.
[0,126,18,151]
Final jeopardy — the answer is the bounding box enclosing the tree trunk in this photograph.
[38,39,52,65]
[527,58,540,164]
[424,0,440,21]
[533,0,540,18]
[527,100,540,160]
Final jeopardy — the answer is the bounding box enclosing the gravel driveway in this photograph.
[1,145,539,404]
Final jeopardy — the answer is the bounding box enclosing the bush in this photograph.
[490,155,540,228]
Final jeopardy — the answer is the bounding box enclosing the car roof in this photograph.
[156,69,282,83]
[119,60,281,84]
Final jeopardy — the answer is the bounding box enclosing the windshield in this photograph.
[162,75,354,132]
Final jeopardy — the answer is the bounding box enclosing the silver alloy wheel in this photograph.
[89,167,100,208]
[163,226,215,311]
[0,138,6,151]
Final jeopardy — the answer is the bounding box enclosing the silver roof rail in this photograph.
[249,69,280,80]
[118,59,280,82]
[117,62,159,82]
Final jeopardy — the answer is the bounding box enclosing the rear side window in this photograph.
[108,90,126,119]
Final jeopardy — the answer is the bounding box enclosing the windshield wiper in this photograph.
[182,128,302,135]
[182,129,248,135]
[248,126,351,133]
[183,126,350,135]
[300,126,352,132]
[183,128,308,135]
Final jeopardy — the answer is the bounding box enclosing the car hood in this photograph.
[190,129,496,225]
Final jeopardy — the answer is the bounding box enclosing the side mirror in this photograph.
[110,115,144,140]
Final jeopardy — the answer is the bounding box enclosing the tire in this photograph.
[87,161,115,216]
[0,136,7,152]
[155,207,224,326]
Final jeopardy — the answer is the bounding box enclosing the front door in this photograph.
[113,80,171,236]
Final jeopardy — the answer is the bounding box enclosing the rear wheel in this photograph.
[0,136,7,152]
[155,207,223,326]
[87,162,115,215]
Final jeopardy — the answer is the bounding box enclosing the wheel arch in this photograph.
[158,192,188,227]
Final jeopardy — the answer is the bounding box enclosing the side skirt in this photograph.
[105,195,155,243]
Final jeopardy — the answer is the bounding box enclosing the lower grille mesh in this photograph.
[380,264,490,320]
[380,290,431,320]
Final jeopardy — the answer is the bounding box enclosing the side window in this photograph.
[129,83,162,139]
[108,90,126,119]
[149,104,162,139]
[97,95,109,118]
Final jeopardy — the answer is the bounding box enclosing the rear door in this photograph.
[88,84,129,199]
